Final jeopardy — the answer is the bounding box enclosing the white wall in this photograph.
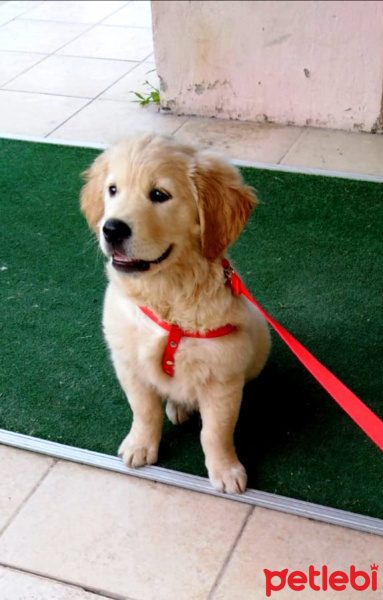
[152,1,383,132]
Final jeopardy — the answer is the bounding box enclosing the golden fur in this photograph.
[81,133,271,494]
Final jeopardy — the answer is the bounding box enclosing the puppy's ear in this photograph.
[193,154,257,260]
[80,152,108,236]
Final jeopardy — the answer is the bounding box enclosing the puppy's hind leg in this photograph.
[113,359,163,468]
[165,400,194,425]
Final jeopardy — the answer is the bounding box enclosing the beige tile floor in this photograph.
[1,2,382,599]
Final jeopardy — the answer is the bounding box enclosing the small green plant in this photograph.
[131,79,160,106]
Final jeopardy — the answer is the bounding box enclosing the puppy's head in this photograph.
[80,134,256,276]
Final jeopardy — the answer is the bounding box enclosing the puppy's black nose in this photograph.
[102,219,132,244]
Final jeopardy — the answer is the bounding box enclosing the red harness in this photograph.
[139,305,236,377]
[139,259,383,452]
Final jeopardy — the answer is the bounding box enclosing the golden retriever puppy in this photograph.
[81,133,270,494]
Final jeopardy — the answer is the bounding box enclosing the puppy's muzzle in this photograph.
[102,217,173,274]
[103,219,132,245]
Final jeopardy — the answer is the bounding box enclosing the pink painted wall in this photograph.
[152,1,383,132]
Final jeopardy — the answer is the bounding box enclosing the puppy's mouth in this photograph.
[112,244,173,274]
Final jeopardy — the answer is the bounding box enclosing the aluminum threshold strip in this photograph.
[1,429,382,537]
[1,132,382,183]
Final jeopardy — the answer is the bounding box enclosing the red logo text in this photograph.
[264,564,378,596]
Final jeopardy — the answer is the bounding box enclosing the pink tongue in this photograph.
[113,252,138,264]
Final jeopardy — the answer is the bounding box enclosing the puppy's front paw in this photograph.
[208,462,247,495]
[165,400,193,425]
[118,434,159,468]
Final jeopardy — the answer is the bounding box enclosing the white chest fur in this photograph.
[102,282,270,407]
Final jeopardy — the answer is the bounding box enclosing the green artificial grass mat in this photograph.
[1,138,382,518]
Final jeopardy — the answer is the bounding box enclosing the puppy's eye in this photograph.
[149,188,172,203]
[108,184,117,196]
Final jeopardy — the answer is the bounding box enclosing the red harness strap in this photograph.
[139,305,237,377]
[222,259,383,452]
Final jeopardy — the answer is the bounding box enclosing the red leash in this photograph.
[223,259,383,452]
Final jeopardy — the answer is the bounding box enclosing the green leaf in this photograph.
[131,91,145,100]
